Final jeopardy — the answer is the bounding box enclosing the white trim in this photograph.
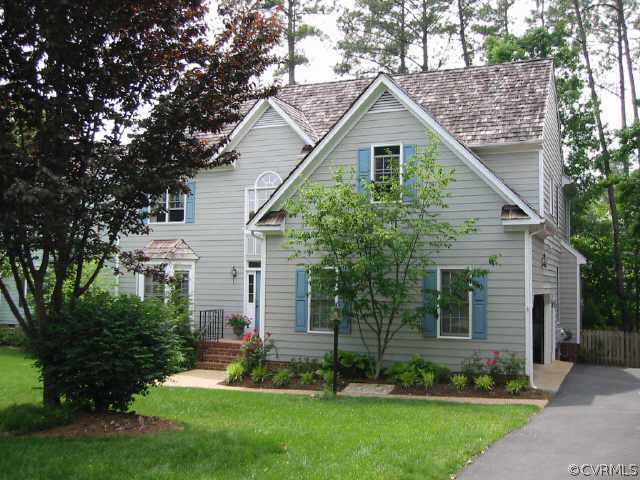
[148,191,187,225]
[259,232,267,339]
[248,74,543,229]
[524,232,534,382]
[538,150,545,215]
[267,99,314,145]
[435,266,473,340]
[558,238,586,264]
[306,269,337,334]
[254,170,283,190]
[576,265,581,344]
[370,142,403,202]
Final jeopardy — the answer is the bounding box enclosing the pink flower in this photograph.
[267,331,272,337]
[493,351,500,357]
[487,358,497,366]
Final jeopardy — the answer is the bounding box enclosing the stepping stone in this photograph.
[342,383,394,395]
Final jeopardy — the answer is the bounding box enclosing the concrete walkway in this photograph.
[458,365,640,480]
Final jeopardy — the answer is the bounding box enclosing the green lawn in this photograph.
[0,348,537,480]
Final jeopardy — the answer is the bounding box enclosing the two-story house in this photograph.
[117,59,585,383]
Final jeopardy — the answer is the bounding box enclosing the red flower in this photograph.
[487,358,497,366]
[493,351,500,357]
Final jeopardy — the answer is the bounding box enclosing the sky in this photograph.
[260,0,636,132]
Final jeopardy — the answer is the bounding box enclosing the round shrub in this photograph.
[272,369,292,387]
[474,374,495,392]
[36,291,180,412]
[225,361,246,384]
[450,373,468,391]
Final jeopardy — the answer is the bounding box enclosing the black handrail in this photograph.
[199,309,224,342]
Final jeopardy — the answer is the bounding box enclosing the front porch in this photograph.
[532,360,573,394]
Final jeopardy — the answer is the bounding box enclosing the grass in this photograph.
[0,348,537,480]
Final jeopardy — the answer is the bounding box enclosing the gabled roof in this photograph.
[143,239,199,261]
[200,59,553,153]
[248,72,545,229]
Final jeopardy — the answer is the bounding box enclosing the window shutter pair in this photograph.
[356,146,416,201]
[294,268,351,334]
[422,271,488,340]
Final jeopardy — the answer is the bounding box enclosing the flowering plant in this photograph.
[486,350,501,375]
[227,313,251,336]
[241,331,277,371]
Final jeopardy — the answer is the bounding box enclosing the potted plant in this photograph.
[227,313,251,338]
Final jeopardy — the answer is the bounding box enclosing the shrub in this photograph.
[474,374,495,392]
[36,291,180,412]
[250,366,269,384]
[321,350,371,379]
[0,325,26,347]
[299,371,315,385]
[240,332,277,372]
[461,351,486,377]
[420,370,436,390]
[506,377,529,395]
[386,357,450,385]
[396,370,419,388]
[167,281,198,370]
[272,369,292,387]
[225,361,246,384]
[496,352,525,377]
[0,404,76,435]
[317,368,335,388]
[289,357,321,375]
[450,374,468,391]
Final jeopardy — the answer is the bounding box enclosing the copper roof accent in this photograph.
[256,210,286,226]
[501,205,529,220]
[143,239,199,261]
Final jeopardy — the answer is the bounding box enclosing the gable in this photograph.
[369,90,405,114]
[248,74,543,228]
[253,107,287,129]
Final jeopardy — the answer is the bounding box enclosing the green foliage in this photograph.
[461,351,486,377]
[387,356,451,385]
[240,332,277,372]
[225,362,246,385]
[250,366,270,385]
[0,403,75,435]
[299,371,316,385]
[289,357,322,375]
[505,378,529,396]
[321,351,371,379]
[317,368,335,388]
[35,291,180,412]
[167,276,198,370]
[272,369,292,388]
[450,374,468,391]
[420,370,436,390]
[496,351,526,377]
[286,136,482,378]
[474,374,495,392]
[0,326,26,347]
[396,370,420,388]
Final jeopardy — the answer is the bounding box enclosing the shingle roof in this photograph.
[203,59,553,152]
[143,239,199,261]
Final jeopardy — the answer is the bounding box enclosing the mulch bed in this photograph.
[391,384,550,400]
[232,377,346,392]
[33,412,182,438]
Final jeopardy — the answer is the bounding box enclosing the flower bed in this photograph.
[390,383,549,400]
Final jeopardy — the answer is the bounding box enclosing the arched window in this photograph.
[246,171,283,221]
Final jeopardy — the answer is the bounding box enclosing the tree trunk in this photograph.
[421,1,428,72]
[573,0,631,332]
[457,0,471,67]
[616,9,629,175]
[42,366,60,407]
[399,0,408,74]
[287,0,296,85]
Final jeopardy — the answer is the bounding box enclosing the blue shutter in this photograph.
[423,271,437,337]
[357,148,371,193]
[295,269,308,332]
[339,300,351,334]
[185,180,196,224]
[142,199,150,225]
[403,144,416,202]
[472,275,488,340]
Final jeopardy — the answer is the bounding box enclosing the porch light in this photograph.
[541,253,548,269]
[231,265,238,283]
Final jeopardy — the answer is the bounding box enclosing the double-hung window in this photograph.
[439,269,472,338]
[139,263,193,303]
[149,190,186,223]
[308,270,337,333]
[372,145,401,200]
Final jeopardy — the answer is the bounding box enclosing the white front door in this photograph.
[245,270,257,331]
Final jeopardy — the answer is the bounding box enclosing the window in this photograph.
[372,145,401,199]
[248,274,255,304]
[174,269,190,300]
[139,263,193,303]
[308,271,337,333]
[149,190,185,223]
[439,269,472,338]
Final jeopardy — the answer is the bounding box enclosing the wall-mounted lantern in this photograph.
[541,253,548,269]
[231,265,238,283]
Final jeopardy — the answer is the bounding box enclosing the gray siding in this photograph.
[0,279,19,325]
[264,107,526,371]
[477,149,540,214]
[118,122,306,335]
[542,78,568,239]
[559,248,579,342]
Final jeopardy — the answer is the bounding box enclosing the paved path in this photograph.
[458,365,640,480]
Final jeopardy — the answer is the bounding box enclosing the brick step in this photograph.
[196,361,231,370]
[200,354,240,363]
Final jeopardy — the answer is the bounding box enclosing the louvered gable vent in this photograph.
[254,107,287,128]
[369,91,405,114]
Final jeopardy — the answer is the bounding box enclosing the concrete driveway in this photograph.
[458,365,640,480]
